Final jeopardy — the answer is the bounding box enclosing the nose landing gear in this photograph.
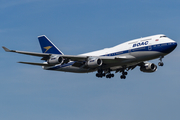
[158,56,164,66]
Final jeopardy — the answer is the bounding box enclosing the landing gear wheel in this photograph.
[123,72,128,75]
[159,56,164,66]
[111,74,114,77]
[120,75,126,79]
[106,74,114,79]
[158,62,164,66]
[106,75,111,78]
[96,73,103,78]
[96,73,99,77]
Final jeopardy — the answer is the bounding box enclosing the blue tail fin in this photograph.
[38,35,63,55]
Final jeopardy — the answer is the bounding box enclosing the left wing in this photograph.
[2,46,135,66]
[2,46,50,57]
[2,46,89,61]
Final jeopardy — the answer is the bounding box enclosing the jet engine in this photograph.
[86,58,103,68]
[140,62,157,73]
[47,56,63,65]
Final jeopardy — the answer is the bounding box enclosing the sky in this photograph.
[1,0,180,120]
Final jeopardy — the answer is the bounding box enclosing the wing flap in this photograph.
[72,61,85,67]
[60,55,88,61]
[60,54,135,62]
[18,61,53,66]
[115,54,135,59]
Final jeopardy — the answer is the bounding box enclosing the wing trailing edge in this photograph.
[18,61,53,66]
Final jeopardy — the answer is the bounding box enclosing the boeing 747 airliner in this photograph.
[2,34,177,79]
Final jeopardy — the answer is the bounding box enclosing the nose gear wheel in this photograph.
[158,56,164,66]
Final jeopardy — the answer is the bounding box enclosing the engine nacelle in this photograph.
[86,58,103,68]
[140,63,157,73]
[47,56,63,65]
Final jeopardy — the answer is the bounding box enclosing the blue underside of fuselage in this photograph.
[46,42,177,70]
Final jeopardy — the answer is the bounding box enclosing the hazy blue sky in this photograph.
[1,0,180,120]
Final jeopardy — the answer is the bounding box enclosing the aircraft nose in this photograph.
[174,42,177,47]
[172,42,177,49]
[164,42,177,53]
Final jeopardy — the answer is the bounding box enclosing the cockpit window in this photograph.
[160,36,167,38]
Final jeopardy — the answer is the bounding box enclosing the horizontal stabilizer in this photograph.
[18,61,53,66]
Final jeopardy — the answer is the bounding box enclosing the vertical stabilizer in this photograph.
[38,35,64,55]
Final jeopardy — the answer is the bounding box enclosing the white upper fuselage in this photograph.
[81,34,175,56]
[44,34,177,73]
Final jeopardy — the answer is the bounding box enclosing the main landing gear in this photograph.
[120,68,128,79]
[96,69,115,79]
[106,73,114,78]
[96,69,105,78]
[120,69,128,79]
[158,56,164,66]
[96,68,129,79]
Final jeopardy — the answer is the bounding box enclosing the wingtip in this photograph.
[2,46,11,52]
